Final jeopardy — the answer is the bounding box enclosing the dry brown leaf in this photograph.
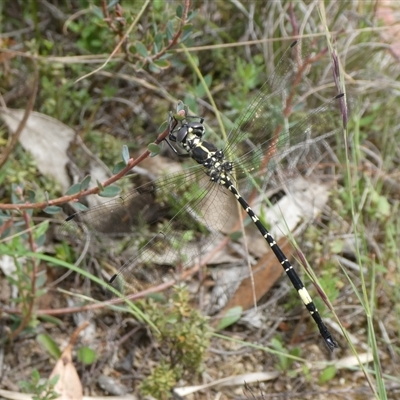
[48,322,89,400]
[215,238,292,318]
[0,108,75,192]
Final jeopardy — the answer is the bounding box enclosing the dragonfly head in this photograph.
[175,121,205,148]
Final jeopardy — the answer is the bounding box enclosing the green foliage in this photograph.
[68,15,113,53]
[77,346,97,365]
[215,306,243,330]
[270,336,301,374]
[0,185,51,335]
[319,365,337,384]
[36,333,61,360]
[226,56,264,115]
[2,0,400,397]
[140,285,211,397]
[99,184,121,197]
[19,370,59,400]
[140,360,179,400]
[148,142,162,156]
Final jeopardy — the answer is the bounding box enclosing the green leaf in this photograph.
[77,346,97,365]
[36,333,61,359]
[154,32,163,53]
[91,5,103,19]
[166,20,174,41]
[122,144,130,164]
[35,272,47,289]
[158,120,169,133]
[135,41,148,58]
[176,4,183,18]
[43,206,63,215]
[135,60,144,70]
[113,161,126,174]
[377,195,390,217]
[149,62,161,74]
[330,239,344,254]
[32,369,40,382]
[204,74,212,87]
[181,24,193,42]
[39,314,63,326]
[148,143,161,156]
[66,183,82,196]
[153,0,165,12]
[80,175,91,191]
[195,74,212,98]
[215,306,242,330]
[153,59,170,69]
[99,185,121,197]
[96,180,104,191]
[27,189,36,203]
[187,9,197,22]
[35,220,50,239]
[319,365,337,384]
[72,202,88,212]
[48,374,60,387]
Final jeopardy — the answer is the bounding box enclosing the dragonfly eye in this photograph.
[176,125,189,143]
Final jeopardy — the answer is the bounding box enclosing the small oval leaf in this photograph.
[166,20,174,41]
[37,333,61,360]
[121,145,130,164]
[73,202,88,212]
[154,32,163,52]
[153,59,170,69]
[113,161,126,174]
[66,183,82,196]
[96,180,104,191]
[77,346,97,365]
[99,185,121,198]
[187,10,197,22]
[215,306,242,330]
[35,220,50,239]
[27,189,36,203]
[148,62,161,74]
[182,24,193,42]
[176,4,183,18]
[43,206,63,215]
[319,365,337,384]
[135,41,148,58]
[148,143,161,156]
[80,175,91,191]
[157,120,169,133]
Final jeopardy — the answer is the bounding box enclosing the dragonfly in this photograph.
[60,40,347,351]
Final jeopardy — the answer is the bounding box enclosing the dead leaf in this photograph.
[48,322,89,400]
[215,238,292,318]
[0,108,76,192]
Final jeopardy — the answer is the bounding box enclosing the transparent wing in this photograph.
[60,40,345,297]
[59,165,236,293]
[233,95,345,195]
[223,40,302,155]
